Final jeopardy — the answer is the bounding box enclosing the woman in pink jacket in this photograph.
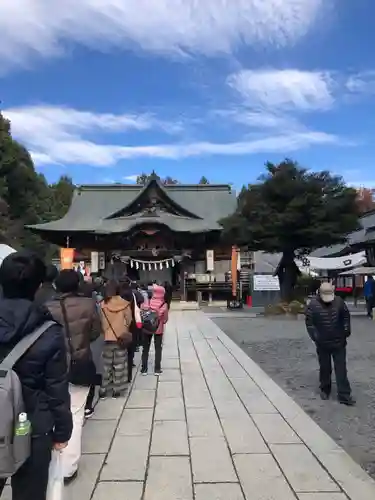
[141,284,168,376]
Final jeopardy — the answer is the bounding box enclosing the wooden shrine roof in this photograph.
[28,177,237,235]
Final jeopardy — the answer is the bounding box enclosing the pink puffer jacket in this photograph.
[149,285,169,335]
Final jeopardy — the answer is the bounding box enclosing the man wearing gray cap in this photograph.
[305,282,355,406]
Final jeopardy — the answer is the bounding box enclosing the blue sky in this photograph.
[1,1,374,189]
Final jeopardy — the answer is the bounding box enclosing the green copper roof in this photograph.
[29,180,237,234]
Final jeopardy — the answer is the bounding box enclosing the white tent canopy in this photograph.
[298,251,366,271]
[0,244,16,264]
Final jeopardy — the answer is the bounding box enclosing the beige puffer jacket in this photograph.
[100,296,132,342]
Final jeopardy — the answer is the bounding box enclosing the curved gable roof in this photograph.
[106,177,201,220]
[27,181,237,233]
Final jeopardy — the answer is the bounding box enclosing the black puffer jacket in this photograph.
[305,296,351,347]
[0,299,72,443]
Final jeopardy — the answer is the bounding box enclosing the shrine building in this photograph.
[29,175,243,301]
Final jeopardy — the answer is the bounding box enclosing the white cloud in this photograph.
[0,0,326,70]
[4,104,340,166]
[5,105,180,145]
[123,175,139,182]
[346,71,375,95]
[228,69,334,111]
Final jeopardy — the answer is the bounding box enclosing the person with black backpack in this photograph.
[0,251,72,500]
[141,284,169,376]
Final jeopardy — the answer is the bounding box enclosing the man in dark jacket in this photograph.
[364,275,375,318]
[305,282,355,406]
[120,279,144,382]
[34,263,58,306]
[47,269,101,482]
[0,251,72,500]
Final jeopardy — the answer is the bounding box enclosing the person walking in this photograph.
[163,281,173,309]
[33,263,58,305]
[0,251,72,500]
[120,279,144,382]
[99,280,132,399]
[47,269,101,484]
[364,275,375,318]
[305,282,355,406]
[141,284,169,376]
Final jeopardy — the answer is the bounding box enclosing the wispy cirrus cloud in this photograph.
[0,0,327,71]
[3,104,340,167]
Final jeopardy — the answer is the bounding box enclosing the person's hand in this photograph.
[53,442,68,451]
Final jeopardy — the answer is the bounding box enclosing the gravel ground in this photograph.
[211,314,375,478]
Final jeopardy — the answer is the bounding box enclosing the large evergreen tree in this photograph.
[136,172,179,185]
[220,160,360,302]
[199,176,210,184]
[0,111,74,257]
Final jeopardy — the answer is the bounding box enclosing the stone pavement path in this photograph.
[3,311,375,499]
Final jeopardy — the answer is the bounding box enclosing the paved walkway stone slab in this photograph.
[157,380,182,398]
[33,311,375,500]
[65,454,106,500]
[82,419,117,454]
[151,420,189,456]
[100,435,149,481]
[252,413,301,444]
[190,436,237,483]
[92,482,143,500]
[144,456,193,500]
[194,483,245,500]
[271,444,340,493]
[158,368,181,381]
[117,408,153,436]
[220,417,268,454]
[127,389,156,408]
[187,408,223,437]
[91,397,125,420]
[297,494,347,500]
[234,453,296,500]
[155,397,185,420]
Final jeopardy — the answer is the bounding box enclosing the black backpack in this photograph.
[141,308,160,334]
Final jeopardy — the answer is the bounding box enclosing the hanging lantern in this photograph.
[136,261,139,270]
[148,263,152,270]
[142,263,146,270]
[171,259,175,267]
[130,260,134,268]
[166,260,169,269]
[160,262,163,270]
[154,262,158,270]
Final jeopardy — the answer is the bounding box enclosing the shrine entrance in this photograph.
[126,257,181,286]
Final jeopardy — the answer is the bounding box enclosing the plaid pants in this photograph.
[101,341,128,393]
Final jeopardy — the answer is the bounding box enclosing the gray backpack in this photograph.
[0,321,55,478]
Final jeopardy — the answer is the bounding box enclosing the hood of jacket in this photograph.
[0,298,54,347]
[150,285,165,310]
[101,295,130,313]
